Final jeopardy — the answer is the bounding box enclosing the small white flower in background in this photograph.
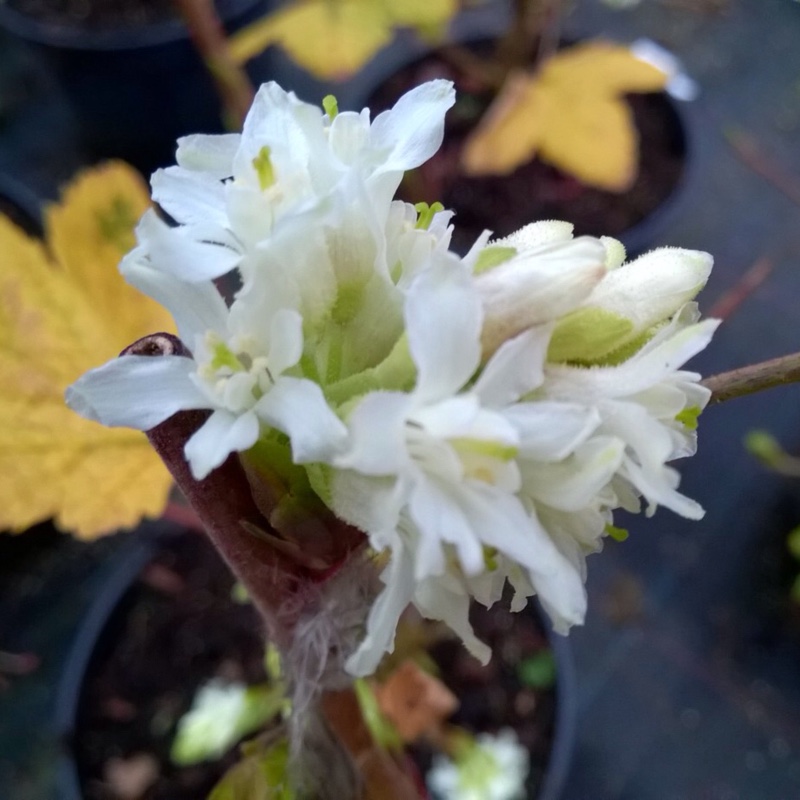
[427,729,529,800]
[66,80,717,679]
[170,680,284,765]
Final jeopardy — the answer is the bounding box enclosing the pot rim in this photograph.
[0,171,43,236]
[0,0,263,51]
[53,531,578,800]
[340,6,696,258]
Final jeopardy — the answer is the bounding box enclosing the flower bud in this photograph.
[475,230,607,357]
[548,246,712,363]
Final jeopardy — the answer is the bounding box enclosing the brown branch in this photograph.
[707,256,773,320]
[172,0,254,131]
[727,128,800,208]
[703,351,800,405]
[321,689,422,800]
[123,333,306,647]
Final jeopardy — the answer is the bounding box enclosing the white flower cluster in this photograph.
[427,728,529,800]
[67,81,718,677]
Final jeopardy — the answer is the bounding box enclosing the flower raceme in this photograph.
[66,80,718,677]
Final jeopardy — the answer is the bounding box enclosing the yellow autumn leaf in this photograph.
[229,0,457,80]
[0,161,174,539]
[462,41,669,191]
[462,70,551,176]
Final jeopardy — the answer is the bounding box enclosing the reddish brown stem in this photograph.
[172,0,254,130]
[703,351,800,404]
[727,129,800,208]
[321,689,422,800]
[123,334,306,646]
[162,499,206,533]
[707,256,773,320]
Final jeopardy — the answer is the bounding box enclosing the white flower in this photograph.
[471,220,608,356]
[170,680,282,765]
[549,240,713,363]
[67,82,459,479]
[335,255,588,675]
[427,729,529,800]
[540,304,719,521]
[146,79,455,289]
[66,269,347,480]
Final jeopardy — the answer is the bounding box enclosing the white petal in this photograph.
[184,409,260,480]
[345,545,415,676]
[522,436,625,512]
[66,355,207,429]
[414,578,492,664]
[176,133,239,177]
[505,402,601,461]
[622,458,704,520]
[121,257,229,346]
[255,377,347,463]
[370,79,456,174]
[151,167,228,227]
[267,308,304,376]
[472,325,552,407]
[330,471,403,534]
[336,392,411,475]
[546,319,720,401]
[408,479,484,577]
[406,258,482,403]
[138,210,241,283]
[477,236,607,354]
[494,220,574,249]
[328,109,371,166]
[457,483,587,632]
[583,247,712,330]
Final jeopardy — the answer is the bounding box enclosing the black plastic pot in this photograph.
[344,5,695,257]
[54,532,576,800]
[0,0,269,175]
[0,169,43,236]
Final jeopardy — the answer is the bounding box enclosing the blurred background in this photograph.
[1,1,800,798]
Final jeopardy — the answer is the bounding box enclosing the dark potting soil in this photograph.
[73,533,558,799]
[5,0,244,29]
[73,534,268,800]
[368,47,686,255]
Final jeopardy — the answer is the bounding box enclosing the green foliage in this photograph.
[354,678,403,750]
[209,739,294,800]
[516,650,556,689]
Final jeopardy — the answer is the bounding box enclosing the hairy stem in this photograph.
[703,351,800,404]
[172,0,254,130]
[123,334,308,647]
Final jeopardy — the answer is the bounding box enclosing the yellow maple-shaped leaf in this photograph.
[462,70,551,176]
[229,0,457,80]
[462,41,669,191]
[0,162,174,539]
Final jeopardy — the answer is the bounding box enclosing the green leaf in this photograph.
[744,430,785,466]
[517,651,556,689]
[787,526,800,561]
[354,678,403,751]
[791,574,800,604]
[209,739,294,800]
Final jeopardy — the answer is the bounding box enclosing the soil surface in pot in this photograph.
[73,533,558,799]
[6,0,243,29]
[368,45,686,254]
